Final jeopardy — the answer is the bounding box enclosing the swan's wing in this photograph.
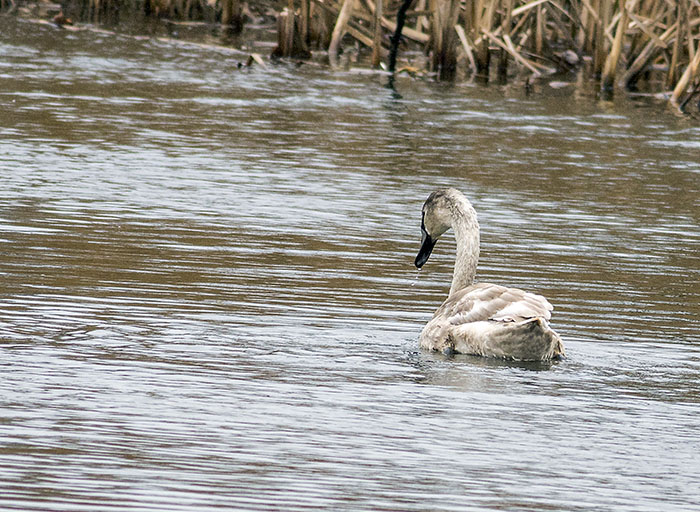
[436,283,554,325]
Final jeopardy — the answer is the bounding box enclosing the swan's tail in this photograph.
[450,317,565,361]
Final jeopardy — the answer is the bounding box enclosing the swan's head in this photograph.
[415,189,458,268]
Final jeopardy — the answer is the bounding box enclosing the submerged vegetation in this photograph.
[5,0,700,112]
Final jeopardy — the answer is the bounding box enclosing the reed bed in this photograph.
[41,0,243,27]
[10,0,700,110]
[278,0,700,110]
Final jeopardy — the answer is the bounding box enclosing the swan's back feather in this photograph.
[438,283,553,325]
[419,283,564,360]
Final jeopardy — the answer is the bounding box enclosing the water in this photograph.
[2,16,700,512]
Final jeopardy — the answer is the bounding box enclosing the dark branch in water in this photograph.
[387,0,414,74]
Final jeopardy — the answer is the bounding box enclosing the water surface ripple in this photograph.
[1,17,700,512]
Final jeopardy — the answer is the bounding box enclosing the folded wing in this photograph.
[437,282,554,325]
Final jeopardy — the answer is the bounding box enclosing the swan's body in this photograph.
[415,188,564,361]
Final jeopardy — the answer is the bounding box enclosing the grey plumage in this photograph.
[416,189,565,361]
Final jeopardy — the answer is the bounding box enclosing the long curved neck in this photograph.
[449,203,480,296]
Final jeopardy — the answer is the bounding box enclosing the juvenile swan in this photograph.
[415,188,564,361]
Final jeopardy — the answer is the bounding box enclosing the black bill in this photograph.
[415,227,436,269]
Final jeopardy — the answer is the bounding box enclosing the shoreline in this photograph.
[3,0,699,117]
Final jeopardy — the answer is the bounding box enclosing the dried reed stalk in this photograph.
[371,0,383,67]
[300,0,310,47]
[363,0,430,43]
[667,2,684,89]
[498,0,515,80]
[221,0,241,29]
[329,0,354,67]
[601,0,630,90]
[455,23,477,73]
[414,0,428,32]
[621,19,677,88]
[484,29,541,75]
[286,0,295,54]
[431,0,461,79]
[672,39,700,105]
[535,3,544,55]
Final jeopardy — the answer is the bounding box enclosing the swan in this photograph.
[415,188,565,361]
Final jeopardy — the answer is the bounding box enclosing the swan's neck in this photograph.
[449,205,480,296]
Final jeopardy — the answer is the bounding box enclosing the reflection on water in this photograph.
[1,16,700,512]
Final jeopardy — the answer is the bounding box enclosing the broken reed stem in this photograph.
[498,0,514,80]
[535,3,544,55]
[471,0,496,76]
[601,0,629,90]
[285,0,295,56]
[414,0,428,32]
[667,2,684,89]
[484,29,541,75]
[672,40,700,105]
[622,20,677,89]
[221,0,241,30]
[430,0,442,73]
[300,0,309,47]
[329,0,354,67]
[371,0,383,67]
[685,0,695,64]
[455,24,477,73]
[430,0,460,79]
[593,0,611,75]
[364,0,429,43]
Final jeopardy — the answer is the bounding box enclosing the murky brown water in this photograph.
[2,16,700,512]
